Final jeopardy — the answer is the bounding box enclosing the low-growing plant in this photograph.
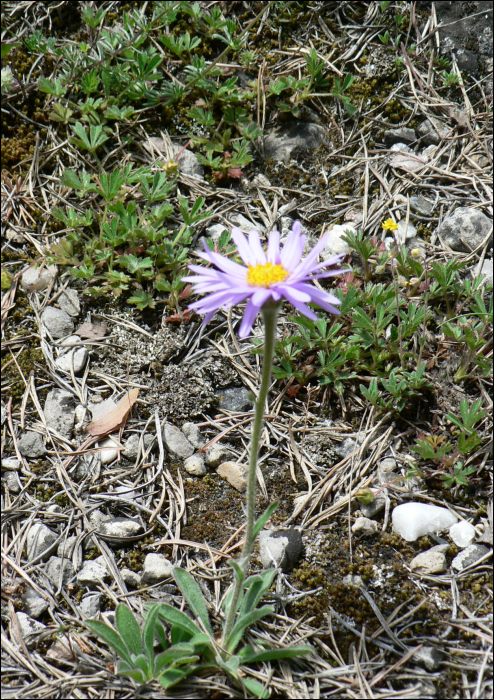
[86,555,311,698]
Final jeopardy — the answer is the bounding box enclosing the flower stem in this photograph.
[221,300,279,652]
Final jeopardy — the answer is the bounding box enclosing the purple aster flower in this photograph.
[182,221,344,338]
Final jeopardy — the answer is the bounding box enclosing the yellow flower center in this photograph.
[246,262,289,287]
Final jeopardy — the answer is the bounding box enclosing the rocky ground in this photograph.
[1,2,493,698]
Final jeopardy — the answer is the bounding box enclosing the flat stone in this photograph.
[264,121,327,162]
[27,522,58,561]
[360,492,386,519]
[98,518,143,543]
[417,117,451,145]
[183,453,207,476]
[16,612,47,648]
[41,306,74,339]
[162,422,194,459]
[384,127,416,146]
[141,553,174,584]
[80,593,102,618]
[413,646,444,671]
[122,433,153,461]
[44,389,76,438]
[259,528,303,572]
[57,289,80,317]
[475,258,493,286]
[18,431,46,458]
[173,144,204,179]
[44,556,75,587]
[396,219,417,243]
[216,386,253,413]
[217,461,248,492]
[22,587,49,618]
[389,143,426,173]
[76,560,109,588]
[410,549,447,575]
[57,535,79,559]
[121,569,141,587]
[98,436,121,465]
[55,346,88,374]
[59,335,82,348]
[409,196,434,216]
[334,438,358,459]
[21,265,57,292]
[352,517,379,536]
[451,544,490,572]
[205,223,229,243]
[181,422,206,449]
[2,457,21,471]
[205,444,234,468]
[3,471,22,494]
[436,207,492,252]
[228,213,262,233]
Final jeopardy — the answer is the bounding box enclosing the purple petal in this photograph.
[291,220,302,236]
[267,230,281,264]
[231,227,257,266]
[238,298,262,338]
[188,290,251,313]
[280,230,305,269]
[196,249,248,278]
[252,288,272,307]
[276,284,311,303]
[291,231,332,276]
[248,229,267,265]
[281,291,318,320]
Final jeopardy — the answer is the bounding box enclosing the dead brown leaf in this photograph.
[87,389,139,437]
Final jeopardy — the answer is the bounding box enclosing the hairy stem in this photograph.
[221,300,279,653]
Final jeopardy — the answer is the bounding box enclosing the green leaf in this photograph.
[116,660,146,683]
[173,568,213,636]
[1,44,20,59]
[159,666,196,689]
[133,653,152,679]
[85,620,133,666]
[128,291,155,310]
[142,605,160,667]
[253,501,279,539]
[155,603,202,638]
[239,569,277,617]
[116,604,142,656]
[225,605,274,654]
[241,676,270,699]
[240,644,313,664]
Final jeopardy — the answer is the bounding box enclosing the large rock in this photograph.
[264,122,327,162]
[162,422,194,459]
[436,207,492,252]
[392,503,457,542]
[44,389,76,438]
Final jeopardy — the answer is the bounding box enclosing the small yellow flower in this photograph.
[382,218,399,231]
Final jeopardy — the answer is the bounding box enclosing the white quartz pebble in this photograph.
[392,503,458,542]
[98,436,120,465]
[449,520,476,548]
